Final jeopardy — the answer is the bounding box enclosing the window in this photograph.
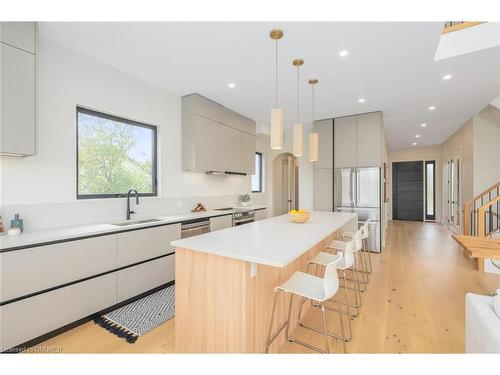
[77,107,157,199]
[425,160,436,220]
[251,152,263,193]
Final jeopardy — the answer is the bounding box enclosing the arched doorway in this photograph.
[273,153,299,215]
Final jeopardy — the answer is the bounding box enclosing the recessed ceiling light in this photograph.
[420,123,427,127]
[442,74,453,80]
[339,50,349,57]
[428,106,436,111]
[358,98,366,103]
[416,134,421,138]
[412,142,417,146]
[228,83,236,89]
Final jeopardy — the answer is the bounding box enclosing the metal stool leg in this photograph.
[320,303,330,353]
[265,290,280,353]
[364,238,373,274]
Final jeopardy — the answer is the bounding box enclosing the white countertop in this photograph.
[171,211,357,268]
[0,209,264,251]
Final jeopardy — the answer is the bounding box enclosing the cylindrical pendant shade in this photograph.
[293,122,303,157]
[308,132,319,162]
[270,107,284,149]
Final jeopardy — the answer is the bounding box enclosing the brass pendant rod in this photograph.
[275,38,278,107]
[296,65,300,122]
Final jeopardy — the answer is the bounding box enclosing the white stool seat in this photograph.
[277,272,327,302]
[310,252,349,270]
[325,239,349,251]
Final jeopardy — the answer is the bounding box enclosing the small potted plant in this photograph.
[239,193,251,207]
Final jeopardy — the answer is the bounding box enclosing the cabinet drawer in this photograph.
[117,255,174,302]
[0,236,116,303]
[209,215,232,231]
[0,273,116,350]
[116,224,181,267]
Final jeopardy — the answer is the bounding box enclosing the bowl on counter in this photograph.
[289,210,310,223]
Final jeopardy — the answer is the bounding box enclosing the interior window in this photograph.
[76,107,157,199]
[425,160,435,220]
[251,152,263,193]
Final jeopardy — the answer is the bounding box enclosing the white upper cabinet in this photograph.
[313,119,333,169]
[333,112,382,168]
[334,115,357,168]
[0,21,36,157]
[0,22,35,53]
[240,132,256,174]
[219,124,242,172]
[0,43,36,156]
[182,94,256,174]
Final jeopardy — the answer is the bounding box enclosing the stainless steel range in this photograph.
[215,207,255,226]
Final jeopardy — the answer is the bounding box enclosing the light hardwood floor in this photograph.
[36,220,500,354]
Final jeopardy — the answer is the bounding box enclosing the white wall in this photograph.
[0,39,256,230]
[252,127,314,217]
[473,105,500,196]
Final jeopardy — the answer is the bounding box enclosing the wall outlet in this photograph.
[250,262,257,278]
[176,201,183,209]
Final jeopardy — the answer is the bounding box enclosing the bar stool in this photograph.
[326,229,365,295]
[265,254,346,354]
[301,239,357,341]
[338,227,368,290]
[341,220,372,279]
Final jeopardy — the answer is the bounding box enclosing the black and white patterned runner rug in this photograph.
[94,285,175,343]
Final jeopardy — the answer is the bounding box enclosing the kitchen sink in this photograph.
[112,218,163,226]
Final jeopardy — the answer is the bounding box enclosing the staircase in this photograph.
[462,182,500,271]
[442,21,484,34]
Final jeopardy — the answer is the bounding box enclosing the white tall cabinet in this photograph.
[313,119,334,211]
[0,22,36,156]
[313,112,387,248]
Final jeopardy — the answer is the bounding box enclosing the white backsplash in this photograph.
[0,195,254,232]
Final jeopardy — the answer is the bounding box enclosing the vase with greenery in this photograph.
[239,193,251,207]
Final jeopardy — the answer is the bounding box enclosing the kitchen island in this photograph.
[171,211,357,353]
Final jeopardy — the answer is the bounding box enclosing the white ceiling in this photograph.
[39,22,500,149]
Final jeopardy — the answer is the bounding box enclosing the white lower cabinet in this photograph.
[254,209,267,221]
[0,235,117,303]
[0,273,116,350]
[116,224,181,267]
[209,215,232,232]
[117,255,174,303]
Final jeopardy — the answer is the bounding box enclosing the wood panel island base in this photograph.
[172,211,358,353]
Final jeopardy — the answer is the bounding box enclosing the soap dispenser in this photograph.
[11,213,24,232]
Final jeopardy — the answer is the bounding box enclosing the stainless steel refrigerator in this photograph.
[334,167,381,252]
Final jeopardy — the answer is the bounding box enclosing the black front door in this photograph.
[392,161,423,221]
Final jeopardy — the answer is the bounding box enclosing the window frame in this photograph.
[251,152,263,193]
[76,106,158,200]
[425,160,436,221]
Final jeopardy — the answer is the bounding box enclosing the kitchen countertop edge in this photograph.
[0,206,267,253]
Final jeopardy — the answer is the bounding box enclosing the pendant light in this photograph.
[269,29,284,150]
[308,79,319,162]
[292,58,304,157]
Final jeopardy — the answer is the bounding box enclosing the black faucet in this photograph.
[126,189,139,220]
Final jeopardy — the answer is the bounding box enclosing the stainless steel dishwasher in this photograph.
[181,218,210,239]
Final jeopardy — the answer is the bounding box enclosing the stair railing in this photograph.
[477,196,500,238]
[464,182,500,236]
